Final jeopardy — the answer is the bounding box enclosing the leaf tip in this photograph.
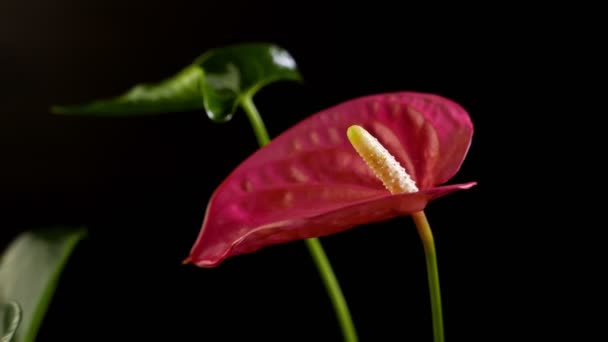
[50,105,69,115]
[74,225,89,239]
[50,104,90,116]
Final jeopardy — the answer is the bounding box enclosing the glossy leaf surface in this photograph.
[188,92,476,267]
[52,43,302,122]
[0,227,86,342]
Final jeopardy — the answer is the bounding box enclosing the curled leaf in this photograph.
[187,92,476,267]
[0,302,21,342]
[52,43,302,122]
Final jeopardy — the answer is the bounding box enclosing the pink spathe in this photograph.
[188,92,476,267]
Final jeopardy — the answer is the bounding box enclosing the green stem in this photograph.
[411,211,444,342]
[304,238,359,342]
[241,95,359,342]
[241,96,271,146]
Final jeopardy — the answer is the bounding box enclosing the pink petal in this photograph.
[189,92,475,267]
[191,182,476,267]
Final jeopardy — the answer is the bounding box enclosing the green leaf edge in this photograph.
[1,302,21,342]
[194,42,303,122]
[50,42,303,121]
[7,227,87,342]
[50,65,205,117]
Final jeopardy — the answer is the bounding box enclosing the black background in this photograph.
[0,1,576,341]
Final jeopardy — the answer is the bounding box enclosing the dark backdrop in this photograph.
[1,1,554,341]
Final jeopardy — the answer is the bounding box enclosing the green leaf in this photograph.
[1,302,21,342]
[53,66,205,117]
[0,227,86,342]
[52,42,302,122]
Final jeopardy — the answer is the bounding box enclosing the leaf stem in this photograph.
[241,96,270,146]
[240,96,359,342]
[411,211,444,342]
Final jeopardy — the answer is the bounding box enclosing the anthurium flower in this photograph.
[187,91,476,267]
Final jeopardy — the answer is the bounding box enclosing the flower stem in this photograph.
[241,95,359,342]
[411,211,444,342]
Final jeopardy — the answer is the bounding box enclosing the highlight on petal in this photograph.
[187,91,475,267]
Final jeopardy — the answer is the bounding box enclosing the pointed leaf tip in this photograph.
[50,106,64,115]
[53,43,302,122]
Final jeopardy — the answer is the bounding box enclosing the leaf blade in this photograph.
[0,227,86,342]
[52,43,302,122]
[196,43,302,121]
[52,65,204,116]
